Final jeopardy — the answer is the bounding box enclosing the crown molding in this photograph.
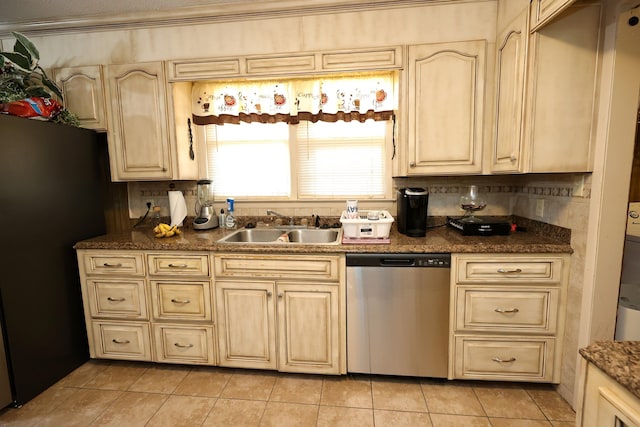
[0,0,477,37]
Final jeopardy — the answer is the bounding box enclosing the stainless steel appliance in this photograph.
[0,114,106,406]
[193,179,219,230]
[396,188,429,237]
[346,253,450,378]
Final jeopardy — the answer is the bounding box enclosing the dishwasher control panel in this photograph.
[415,256,450,267]
[346,253,451,268]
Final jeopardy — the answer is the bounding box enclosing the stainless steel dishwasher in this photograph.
[346,253,450,378]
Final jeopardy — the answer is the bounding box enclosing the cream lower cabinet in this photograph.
[449,253,569,383]
[77,250,215,365]
[214,253,345,375]
[579,361,640,427]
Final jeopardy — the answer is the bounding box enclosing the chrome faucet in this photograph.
[266,209,294,226]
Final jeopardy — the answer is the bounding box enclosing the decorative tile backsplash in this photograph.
[128,173,591,231]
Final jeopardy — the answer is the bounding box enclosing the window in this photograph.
[202,119,391,200]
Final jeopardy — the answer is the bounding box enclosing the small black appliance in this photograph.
[397,187,429,237]
[447,216,512,236]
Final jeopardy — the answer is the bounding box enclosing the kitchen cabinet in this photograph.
[77,250,216,365]
[449,253,569,383]
[54,65,108,131]
[406,40,486,175]
[77,250,152,361]
[492,2,603,173]
[166,46,402,81]
[491,8,529,173]
[530,0,578,31]
[214,253,345,374]
[579,361,640,427]
[105,61,174,181]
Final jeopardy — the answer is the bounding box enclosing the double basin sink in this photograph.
[217,227,342,245]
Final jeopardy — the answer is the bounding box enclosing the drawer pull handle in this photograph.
[492,357,516,363]
[174,342,194,348]
[494,308,520,314]
[171,298,191,304]
[497,268,522,274]
[107,297,126,302]
[102,263,123,268]
[112,339,131,344]
[168,263,188,268]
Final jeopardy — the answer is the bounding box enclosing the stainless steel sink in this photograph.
[286,229,339,244]
[217,227,341,245]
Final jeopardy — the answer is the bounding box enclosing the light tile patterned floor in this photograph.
[0,360,576,426]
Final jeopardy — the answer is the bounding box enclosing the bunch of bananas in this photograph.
[153,223,182,238]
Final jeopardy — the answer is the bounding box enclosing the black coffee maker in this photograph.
[397,188,429,237]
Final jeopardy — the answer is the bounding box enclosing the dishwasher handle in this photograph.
[380,258,415,266]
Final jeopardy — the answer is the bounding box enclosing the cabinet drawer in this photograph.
[147,253,210,277]
[87,279,148,320]
[215,254,340,281]
[150,281,212,321]
[455,255,565,285]
[453,336,554,382]
[93,322,152,361]
[82,252,145,276]
[455,288,559,333]
[153,324,215,365]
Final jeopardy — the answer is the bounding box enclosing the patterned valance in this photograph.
[191,72,396,125]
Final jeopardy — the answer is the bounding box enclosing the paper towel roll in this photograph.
[168,191,187,227]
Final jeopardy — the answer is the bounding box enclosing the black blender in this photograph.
[193,179,219,230]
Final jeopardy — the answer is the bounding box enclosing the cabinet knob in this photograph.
[510,154,517,162]
[409,162,416,167]
[278,292,284,299]
[266,291,273,297]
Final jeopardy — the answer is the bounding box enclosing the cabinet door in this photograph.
[277,283,340,374]
[106,62,173,181]
[55,65,107,131]
[492,11,528,173]
[215,280,277,369]
[407,41,486,175]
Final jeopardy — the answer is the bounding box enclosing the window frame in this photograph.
[195,119,394,202]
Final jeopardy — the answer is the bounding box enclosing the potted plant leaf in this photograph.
[0,31,79,126]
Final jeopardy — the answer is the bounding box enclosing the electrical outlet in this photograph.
[573,175,585,197]
[535,199,545,217]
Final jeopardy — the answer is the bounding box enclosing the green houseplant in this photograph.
[0,31,79,126]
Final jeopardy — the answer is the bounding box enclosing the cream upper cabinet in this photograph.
[407,40,486,175]
[491,1,602,173]
[105,62,174,181]
[531,0,577,31]
[522,2,602,173]
[491,9,529,173]
[54,65,108,131]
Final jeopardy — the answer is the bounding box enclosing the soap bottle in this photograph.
[225,198,236,229]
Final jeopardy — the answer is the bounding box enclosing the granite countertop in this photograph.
[74,217,572,254]
[579,341,640,400]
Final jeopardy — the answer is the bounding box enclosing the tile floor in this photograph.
[0,360,576,426]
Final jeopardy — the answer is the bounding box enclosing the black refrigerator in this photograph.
[0,114,107,407]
